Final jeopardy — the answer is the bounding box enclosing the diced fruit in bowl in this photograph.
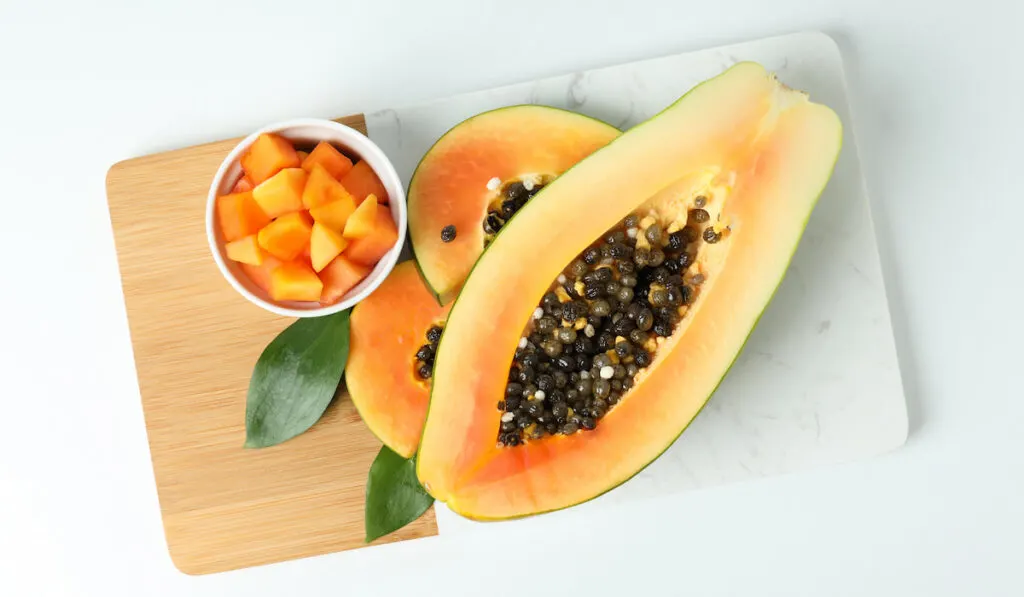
[270,261,323,302]
[310,222,348,272]
[303,164,356,210]
[217,191,271,242]
[302,141,353,180]
[241,133,301,185]
[225,235,266,265]
[319,255,372,305]
[343,194,378,239]
[340,160,389,204]
[253,168,307,218]
[218,133,397,307]
[258,211,313,261]
[345,202,399,266]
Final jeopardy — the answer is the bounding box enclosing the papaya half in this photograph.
[348,106,622,457]
[417,62,843,519]
[408,106,619,304]
[346,262,451,458]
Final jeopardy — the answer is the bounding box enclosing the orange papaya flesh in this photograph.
[407,105,619,305]
[343,205,398,266]
[302,163,357,210]
[309,222,348,273]
[416,63,843,519]
[241,133,301,185]
[347,262,452,458]
[339,160,388,205]
[252,168,307,218]
[224,234,266,266]
[302,141,354,180]
[257,211,313,261]
[217,191,271,243]
[270,261,323,302]
[319,254,371,305]
[342,193,378,239]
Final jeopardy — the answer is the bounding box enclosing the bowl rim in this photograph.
[205,117,407,318]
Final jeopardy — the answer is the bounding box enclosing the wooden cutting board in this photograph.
[105,114,436,576]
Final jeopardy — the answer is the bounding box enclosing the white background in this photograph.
[0,1,1021,595]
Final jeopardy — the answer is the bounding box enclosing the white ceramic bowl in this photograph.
[206,118,407,318]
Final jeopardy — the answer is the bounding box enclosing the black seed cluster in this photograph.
[440,225,457,243]
[497,202,722,446]
[415,325,444,380]
[482,181,545,241]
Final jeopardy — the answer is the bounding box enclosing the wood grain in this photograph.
[105,114,437,576]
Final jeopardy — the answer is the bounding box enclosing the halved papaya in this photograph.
[416,63,843,519]
[347,262,452,458]
[407,106,619,304]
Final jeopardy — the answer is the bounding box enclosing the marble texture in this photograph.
[364,31,908,535]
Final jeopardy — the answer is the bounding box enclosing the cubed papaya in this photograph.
[240,256,283,296]
[302,164,358,210]
[296,150,310,163]
[308,194,357,231]
[302,141,354,180]
[310,222,349,272]
[252,168,307,218]
[344,204,398,266]
[319,255,371,305]
[257,212,313,261]
[339,160,388,204]
[231,174,255,194]
[342,193,378,239]
[270,261,323,302]
[225,234,266,266]
[217,191,271,242]
[240,133,301,185]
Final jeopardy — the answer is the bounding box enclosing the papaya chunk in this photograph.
[302,164,357,210]
[310,222,349,272]
[344,205,398,266]
[241,133,301,185]
[302,141,353,180]
[217,191,271,242]
[319,255,371,305]
[224,234,266,265]
[342,194,378,239]
[252,168,307,218]
[270,261,323,302]
[257,212,313,261]
[339,160,388,205]
[308,195,357,231]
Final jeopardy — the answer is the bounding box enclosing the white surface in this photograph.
[364,32,909,536]
[0,1,1021,596]
[205,118,408,318]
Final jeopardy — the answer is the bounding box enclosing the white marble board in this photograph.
[364,31,908,535]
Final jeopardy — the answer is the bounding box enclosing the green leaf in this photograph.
[244,311,350,449]
[365,445,434,543]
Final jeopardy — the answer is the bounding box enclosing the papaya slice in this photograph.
[416,63,843,519]
[407,106,619,304]
[347,262,452,458]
